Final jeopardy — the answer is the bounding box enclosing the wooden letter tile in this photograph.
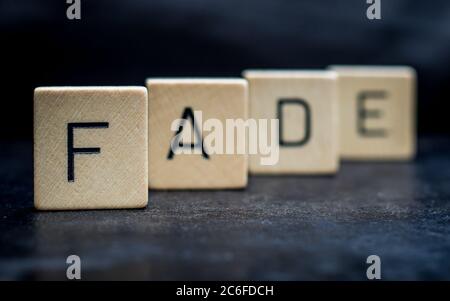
[34,87,148,210]
[146,79,248,189]
[329,66,416,160]
[244,71,339,174]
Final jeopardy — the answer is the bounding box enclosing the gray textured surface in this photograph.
[0,138,449,280]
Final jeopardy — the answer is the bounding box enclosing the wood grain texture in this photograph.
[147,79,248,189]
[244,71,339,174]
[34,87,148,210]
[329,66,416,160]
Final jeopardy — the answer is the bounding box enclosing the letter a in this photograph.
[66,0,81,20]
[167,107,209,159]
[366,0,381,20]
[66,255,81,280]
[366,255,381,280]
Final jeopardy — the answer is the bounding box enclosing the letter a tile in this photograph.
[146,79,248,189]
[34,87,148,210]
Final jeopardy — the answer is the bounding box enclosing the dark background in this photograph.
[1,0,450,139]
[1,1,450,281]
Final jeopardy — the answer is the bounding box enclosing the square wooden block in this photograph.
[244,71,339,174]
[329,66,416,160]
[34,87,148,210]
[146,79,248,189]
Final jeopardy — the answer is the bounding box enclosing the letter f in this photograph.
[67,122,109,182]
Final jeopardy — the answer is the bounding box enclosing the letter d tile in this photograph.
[244,70,339,175]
